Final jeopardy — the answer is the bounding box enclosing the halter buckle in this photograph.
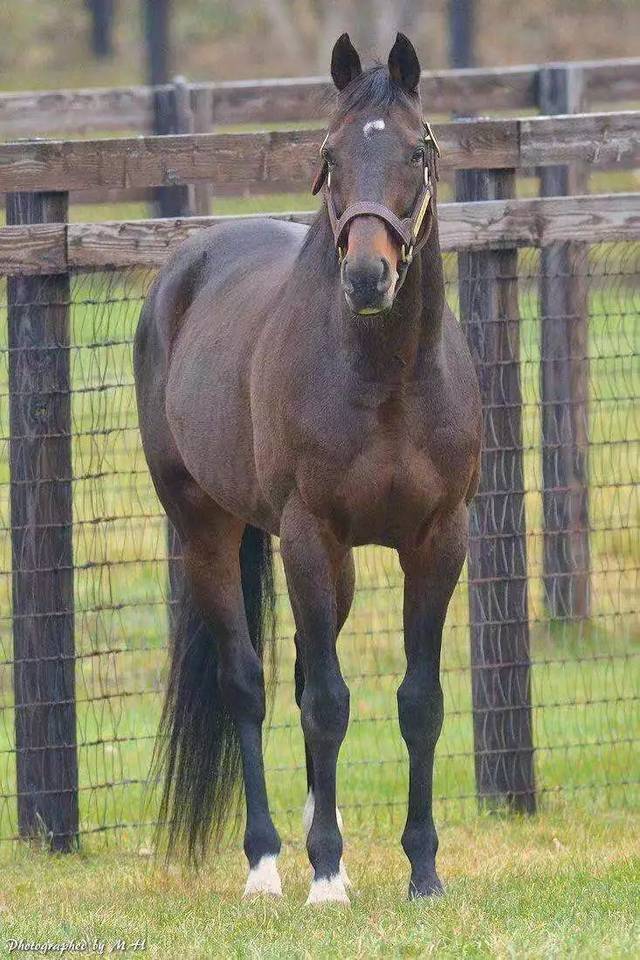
[401,243,414,265]
[422,119,440,157]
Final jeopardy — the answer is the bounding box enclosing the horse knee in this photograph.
[397,675,443,748]
[301,676,349,749]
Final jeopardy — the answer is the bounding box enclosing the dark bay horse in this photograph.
[134,32,481,903]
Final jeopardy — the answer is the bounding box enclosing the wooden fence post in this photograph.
[538,65,590,622]
[171,77,212,217]
[7,191,78,850]
[162,77,196,623]
[191,86,213,217]
[457,169,536,813]
[151,80,190,219]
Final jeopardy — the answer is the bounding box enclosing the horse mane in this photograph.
[297,205,336,272]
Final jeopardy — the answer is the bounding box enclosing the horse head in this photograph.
[312,33,439,316]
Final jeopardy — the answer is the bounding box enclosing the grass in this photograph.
[0,810,638,959]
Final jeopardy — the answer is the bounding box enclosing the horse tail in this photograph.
[150,525,276,866]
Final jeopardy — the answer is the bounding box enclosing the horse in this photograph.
[134,32,481,904]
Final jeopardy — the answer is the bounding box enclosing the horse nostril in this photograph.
[377,258,392,294]
[341,257,354,295]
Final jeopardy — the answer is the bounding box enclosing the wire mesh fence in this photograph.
[0,241,638,853]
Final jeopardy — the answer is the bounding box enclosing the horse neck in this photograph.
[336,215,446,382]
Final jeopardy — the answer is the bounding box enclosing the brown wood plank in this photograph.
[2,194,637,274]
[68,194,638,266]
[521,110,640,168]
[0,222,66,274]
[66,212,315,269]
[527,193,640,243]
[585,57,640,104]
[203,59,640,121]
[0,117,524,192]
[0,87,153,137]
[0,128,319,193]
[1,59,638,138]
[0,112,636,194]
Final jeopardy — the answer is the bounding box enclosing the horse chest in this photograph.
[295,396,455,547]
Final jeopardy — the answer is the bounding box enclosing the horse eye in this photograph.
[322,150,336,169]
[411,147,425,165]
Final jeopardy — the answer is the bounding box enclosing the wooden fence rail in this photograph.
[1,193,638,275]
[0,111,637,197]
[1,57,638,138]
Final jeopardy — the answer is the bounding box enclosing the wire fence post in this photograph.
[6,190,78,851]
[538,65,590,623]
[457,169,536,814]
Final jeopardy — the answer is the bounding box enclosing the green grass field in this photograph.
[0,220,638,957]
[1,810,638,958]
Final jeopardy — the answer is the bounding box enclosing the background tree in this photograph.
[85,0,116,58]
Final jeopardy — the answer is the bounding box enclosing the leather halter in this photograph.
[315,120,440,281]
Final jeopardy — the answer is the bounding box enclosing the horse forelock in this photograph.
[330,64,420,126]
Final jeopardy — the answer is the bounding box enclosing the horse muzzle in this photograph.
[340,254,397,315]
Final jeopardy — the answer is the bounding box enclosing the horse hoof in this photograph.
[408,876,444,900]
[243,855,282,898]
[306,874,350,905]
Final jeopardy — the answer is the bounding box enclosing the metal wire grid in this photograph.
[0,244,638,850]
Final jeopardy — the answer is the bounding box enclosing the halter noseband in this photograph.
[316,120,440,283]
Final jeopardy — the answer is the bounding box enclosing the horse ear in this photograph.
[331,33,362,91]
[388,32,421,94]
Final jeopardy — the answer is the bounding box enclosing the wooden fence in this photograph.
[2,104,639,848]
[1,57,639,137]
[1,57,638,212]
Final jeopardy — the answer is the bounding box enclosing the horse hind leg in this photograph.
[155,487,281,897]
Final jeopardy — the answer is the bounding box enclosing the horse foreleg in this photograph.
[296,550,355,890]
[182,518,281,899]
[397,507,468,899]
[281,498,350,905]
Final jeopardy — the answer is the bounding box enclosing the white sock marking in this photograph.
[306,873,350,905]
[243,854,282,898]
[302,789,315,838]
[363,118,385,138]
[303,790,351,888]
